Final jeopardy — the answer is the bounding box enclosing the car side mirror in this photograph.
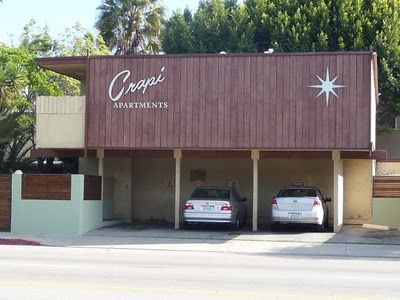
[242,197,248,202]
[325,197,332,202]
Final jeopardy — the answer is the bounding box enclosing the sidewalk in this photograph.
[1,224,400,259]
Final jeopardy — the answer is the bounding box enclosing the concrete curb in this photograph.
[362,223,400,231]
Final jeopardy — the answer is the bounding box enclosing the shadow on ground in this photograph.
[2,223,400,259]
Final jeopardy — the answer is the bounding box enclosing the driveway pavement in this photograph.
[1,224,400,259]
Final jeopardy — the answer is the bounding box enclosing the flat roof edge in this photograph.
[35,56,87,66]
[35,51,375,64]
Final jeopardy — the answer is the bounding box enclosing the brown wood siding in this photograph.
[87,53,372,150]
[22,175,71,200]
[0,175,11,231]
[373,176,400,198]
[84,176,102,200]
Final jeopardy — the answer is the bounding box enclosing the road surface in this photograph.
[0,245,399,299]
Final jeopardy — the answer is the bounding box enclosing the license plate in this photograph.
[202,205,214,211]
[289,213,301,220]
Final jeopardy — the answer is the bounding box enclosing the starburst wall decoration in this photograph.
[308,67,346,107]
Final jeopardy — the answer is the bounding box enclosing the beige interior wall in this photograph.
[131,158,335,225]
[36,96,85,149]
[131,158,252,223]
[79,156,373,226]
[132,158,175,222]
[181,158,253,222]
[103,158,132,220]
[343,159,373,224]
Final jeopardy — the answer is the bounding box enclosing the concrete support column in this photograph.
[97,149,104,174]
[332,150,344,233]
[97,149,105,201]
[252,150,260,232]
[174,149,182,229]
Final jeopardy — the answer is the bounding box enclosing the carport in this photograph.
[85,148,380,233]
[170,150,351,232]
[32,52,384,235]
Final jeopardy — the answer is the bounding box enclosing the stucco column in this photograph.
[97,149,104,201]
[174,149,182,229]
[10,171,22,233]
[332,150,344,233]
[97,149,104,174]
[252,150,260,232]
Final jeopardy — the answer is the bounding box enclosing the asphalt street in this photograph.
[0,245,399,299]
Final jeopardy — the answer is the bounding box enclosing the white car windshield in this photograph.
[277,189,316,197]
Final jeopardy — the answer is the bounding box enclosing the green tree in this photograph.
[53,23,111,95]
[96,0,165,55]
[0,46,33,173]
[244,0,400,116]
[162,0,255,54]
[162,8,194,53]
[20,20,111,97]
[0,20,110,173]
[55,23,110,56]
[162,0,400,117]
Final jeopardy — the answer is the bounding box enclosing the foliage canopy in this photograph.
[162,0,400,116]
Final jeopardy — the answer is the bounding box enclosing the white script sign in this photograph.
[108,66,166,102]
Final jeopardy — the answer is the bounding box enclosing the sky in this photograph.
[0,0,200,46]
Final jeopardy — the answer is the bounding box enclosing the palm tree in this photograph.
[0,62,25,144]
[96,0,165,55]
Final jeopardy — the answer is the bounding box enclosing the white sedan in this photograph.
[183,186,247,229]
[271,185,331,231]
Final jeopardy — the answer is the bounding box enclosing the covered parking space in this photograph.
[169,150,380,233]
[76,148,383,233]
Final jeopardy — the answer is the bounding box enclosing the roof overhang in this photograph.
[35,56,87,81]
[30,148,387,160]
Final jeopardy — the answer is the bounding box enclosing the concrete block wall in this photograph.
[11,174,119,235]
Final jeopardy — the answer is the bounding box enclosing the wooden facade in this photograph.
[84,175,102,200]
[0,175,11,231]
[22,174,71,200]
[86,52,374,151]
[373,176,400,198]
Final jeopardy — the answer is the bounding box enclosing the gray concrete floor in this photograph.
[86,223,400,245]
[2,224,400,259]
